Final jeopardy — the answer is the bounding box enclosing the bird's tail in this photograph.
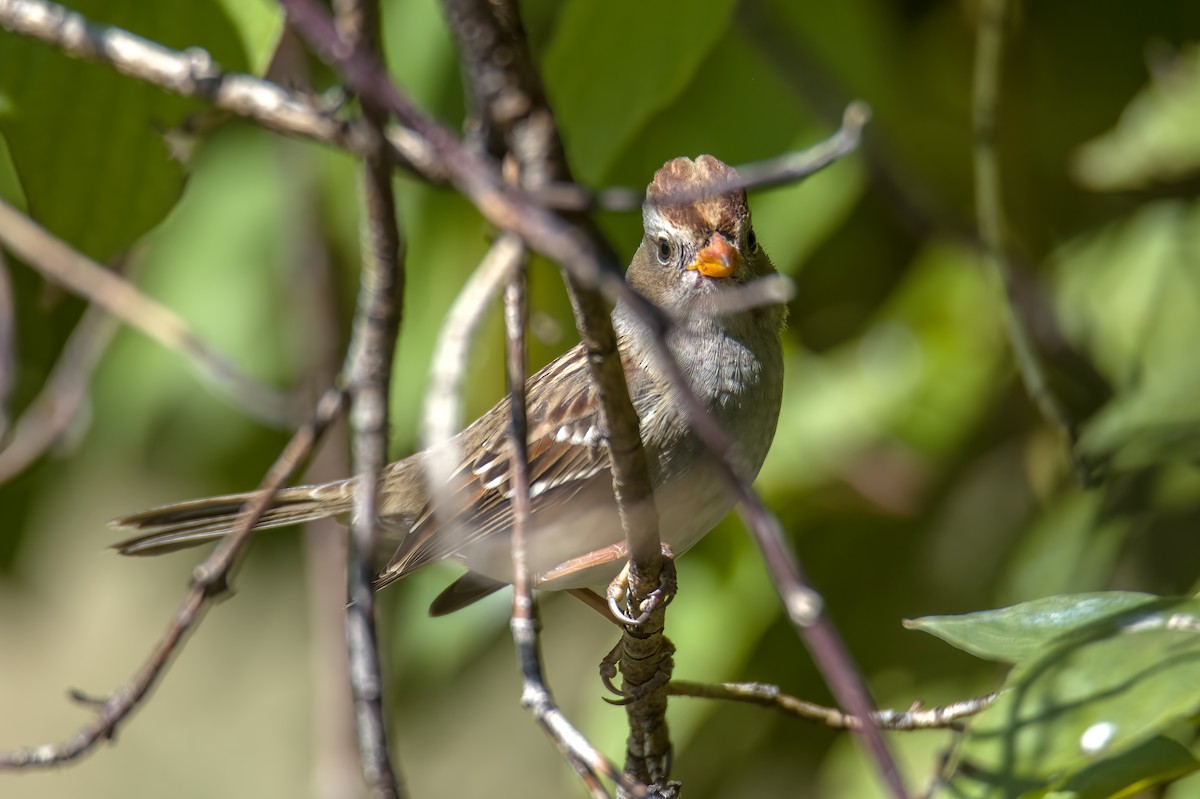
[110,481,354,555]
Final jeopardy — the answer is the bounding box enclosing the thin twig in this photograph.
[669,682,999,732]
[0,199,297,428]
[0,300,117,483]
[503,253,646,799]
[0,0,442,182]
[541,102,870,213]
[335,0,405,795]
[0,385,347,769]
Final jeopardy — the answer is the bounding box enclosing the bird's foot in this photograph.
[598,638,677,706]
[605,545,677,627]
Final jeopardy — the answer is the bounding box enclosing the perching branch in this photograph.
[439,0,670,788]
[441,0,667,782]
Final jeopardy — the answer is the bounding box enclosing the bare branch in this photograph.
[0,385,347,769]
[502,249,635,799]
[0,0,441,181]
[0,199,298,427]
[335,0,406,795]
[543,102,871,213]
[669,682,999,732]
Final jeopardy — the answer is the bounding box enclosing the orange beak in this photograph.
[687,234,739,279]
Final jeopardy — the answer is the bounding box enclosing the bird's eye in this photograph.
[657,237,673,264]
[747,228,758,252]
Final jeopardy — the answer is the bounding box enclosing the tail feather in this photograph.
[110,483,351,555]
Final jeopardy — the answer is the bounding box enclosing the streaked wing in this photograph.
[377,345,609,586]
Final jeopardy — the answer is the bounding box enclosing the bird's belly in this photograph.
[456,461,737,591]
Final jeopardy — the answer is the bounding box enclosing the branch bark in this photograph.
[334,0,406,796]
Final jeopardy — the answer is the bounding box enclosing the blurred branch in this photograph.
[334,0,405,796]
[271,28,362,799]
[420,234,524,522]
[669,682,999,732]
[0,199,299,428]
[972,0,1112,487]
[0,251,16,437]
[0,385,347,769]
[0,299,117,484]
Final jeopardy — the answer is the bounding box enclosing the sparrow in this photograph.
[111,154,787,615]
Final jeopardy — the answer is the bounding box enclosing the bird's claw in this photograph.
[599,640,624,697]
[605,546,677,627]
[599,640,676,706]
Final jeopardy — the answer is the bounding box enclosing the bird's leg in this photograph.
[566,587,626,626]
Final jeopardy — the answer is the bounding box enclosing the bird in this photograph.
[110,154,787,616]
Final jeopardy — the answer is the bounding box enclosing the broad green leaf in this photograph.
[906,592,1159,664]
[543,0,738,184]
[946,599,1200,795]
[1047,735,1200,799]
[0,0,250,261]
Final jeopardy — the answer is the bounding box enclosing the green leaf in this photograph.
[1072,44,1200,191]
[946,599,1200,796]
[0,0,251,261]
[906,592,1159,664]
[1053,199,1200,472]
[1048,735,1200,799]
[213,0,282,75]
[542,0,738,184]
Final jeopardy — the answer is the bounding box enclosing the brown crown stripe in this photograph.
[647,155,749,238]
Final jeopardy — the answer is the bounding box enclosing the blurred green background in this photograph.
[3,0,1200,797]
